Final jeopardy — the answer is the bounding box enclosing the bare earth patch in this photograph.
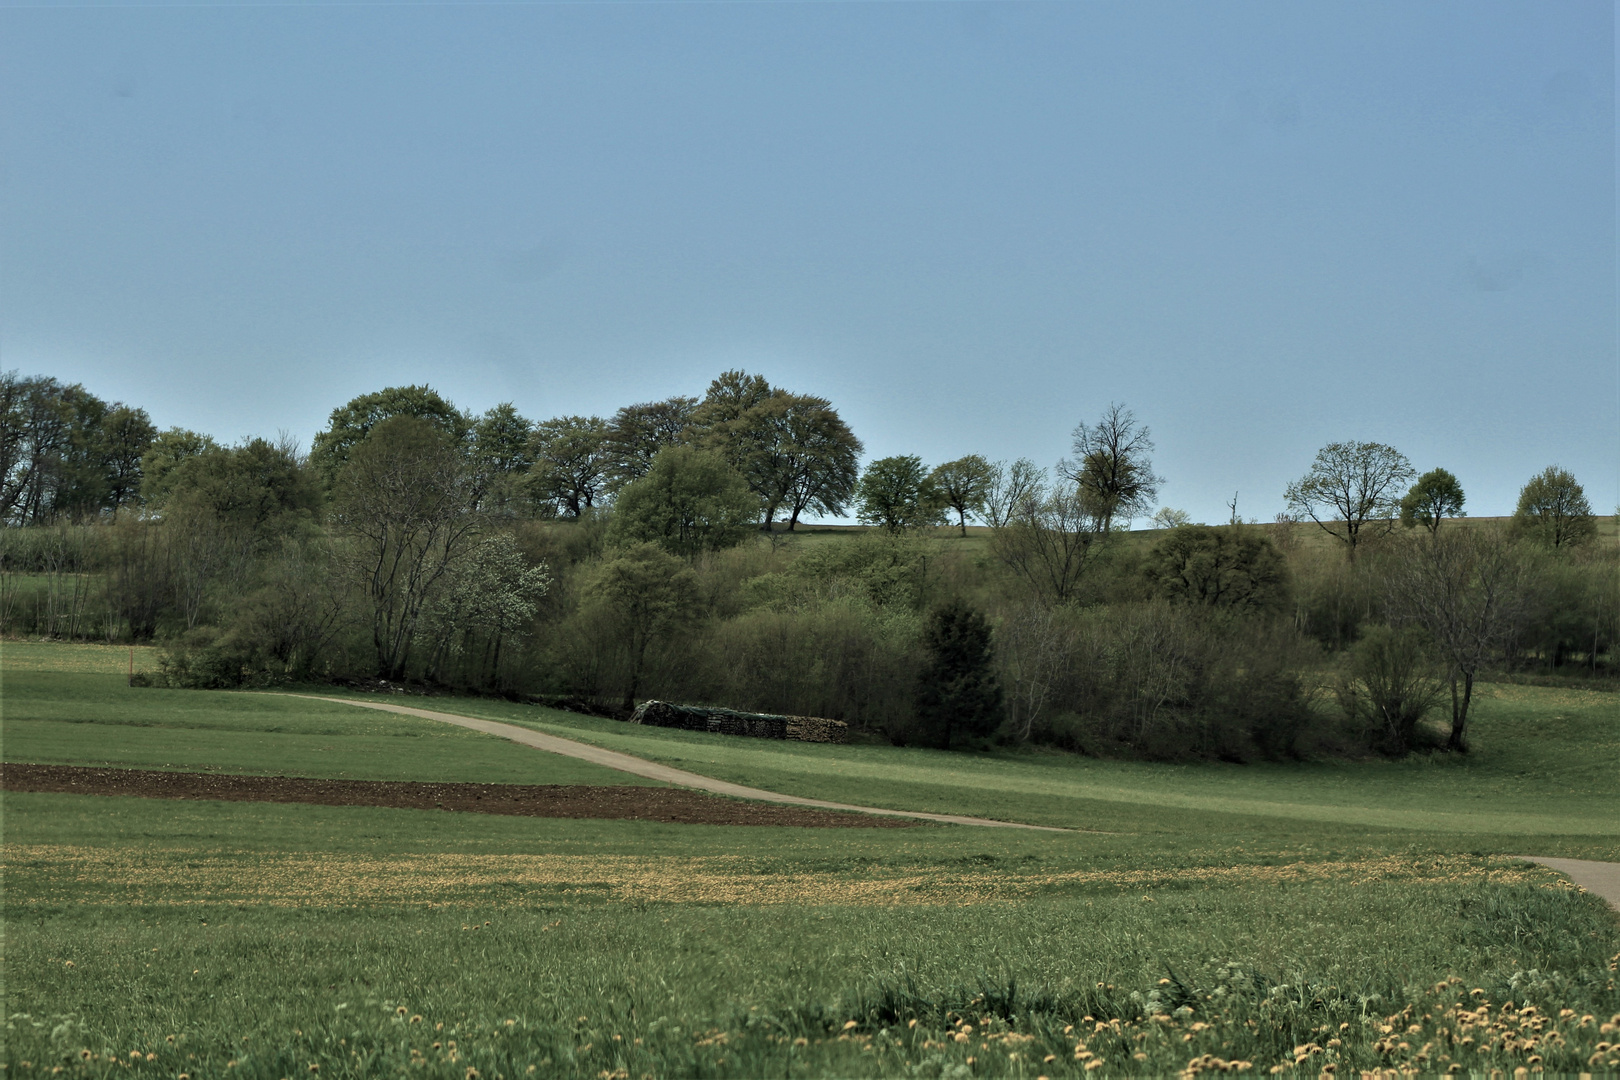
[0,763,918,829]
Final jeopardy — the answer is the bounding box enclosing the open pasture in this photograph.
[3,643,1619,1077]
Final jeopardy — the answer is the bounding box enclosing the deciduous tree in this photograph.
[982,458,1042,530]
[610,445,758,557]
[1511,466,1595,548]
[604,396,698,490]
[582,542,699,711]
[1399,468,1465,534]
[855,455,942,533]
[1386,527,1531,751]
[990,471,1101,605]
[528,415,612,518]
[1284,441,1415,559]
[930,455,993,536]
[1142,525,1289,613]
[1064,404,1162,532]
[310,385,469,487]
[330,416,480,680]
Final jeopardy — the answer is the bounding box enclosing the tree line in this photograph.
[2,367,1612,760]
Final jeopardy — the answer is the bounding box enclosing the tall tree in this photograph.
[929,455,994,536]
[330,416,480,680]
[140,428,221,506]
[1064,404,1162,532]
[914,600,1005,749]
[1399,468,1466,534]
[1511,466,1595,549]
[991,474,1101,605]
[687,372,861,530]
[310,385,469,487]
[981,458,1043,530]
[1386,527,1531,751]
[609,445,759,557]
[469,403,535,516]
[528,415,612,518]
[855,455,943,533]
[1284,441,1416,560]
[604,396,699,490]
[582,542,699,711]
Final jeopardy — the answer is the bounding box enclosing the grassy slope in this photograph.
[3,642,1618,1078]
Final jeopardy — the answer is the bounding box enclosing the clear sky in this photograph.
[2,0,1613,525]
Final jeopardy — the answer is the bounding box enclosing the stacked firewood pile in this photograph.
[628,700,849,744]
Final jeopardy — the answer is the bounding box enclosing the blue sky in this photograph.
[2,0,1613,524]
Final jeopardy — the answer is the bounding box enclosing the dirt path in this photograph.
[289,695,1069,832]
[1515,856,1620,910]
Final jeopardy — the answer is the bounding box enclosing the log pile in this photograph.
[628,700,849,744]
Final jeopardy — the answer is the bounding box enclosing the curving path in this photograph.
[287,695,1069,832]
[1514,856,1620,910]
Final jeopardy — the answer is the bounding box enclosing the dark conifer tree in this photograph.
[915,600,1004,749]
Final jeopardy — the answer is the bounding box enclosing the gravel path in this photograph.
[291,695,1070,832]
[1515,856,1620,910]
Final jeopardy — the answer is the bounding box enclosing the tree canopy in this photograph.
[1399,468,1465,534]
[1284,441,1415,559]
[1512,466,1595,549]
[609,445,759,557]
[310,385,469,487]
[1065,403,1162,532]
[930,455,994,536]
[855,455,942,533]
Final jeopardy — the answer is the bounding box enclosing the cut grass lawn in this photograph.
[3,641,1618,1077]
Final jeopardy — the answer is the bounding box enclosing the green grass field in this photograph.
[4,642,1618,1078]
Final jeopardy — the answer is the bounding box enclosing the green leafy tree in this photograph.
[1151,507,1192,530]
[330,416,480,680]
[1336,625,1444,756]
[1399,468,1466,534]
[140,428,221,506]
[856,455,943,533]
[604,396,699,490]
[99,405,157,511]
[1511,466,1595,548]
[915,600,1004,749]
[528,415,612,518]
[582,542,699,711]
[470,403,535,516]
[609,446,759,557]
[424,532,550,686]
[1142,525,1289,613]
[1065,404,1162,532]
[1284,441,1415,560]
[686,372,861,529]
[930,455,994,536]
[310,385,469,487]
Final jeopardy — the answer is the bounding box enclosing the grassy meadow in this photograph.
[4,642,1619,1077]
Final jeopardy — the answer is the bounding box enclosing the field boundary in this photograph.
[280,694,1071,832]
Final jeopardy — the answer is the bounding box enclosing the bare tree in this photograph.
[982,458,1043,530]
[1063,404,1162,532]
[1284,441,1415,560]
[1385,527,1531,751]
[991,471,1101,605]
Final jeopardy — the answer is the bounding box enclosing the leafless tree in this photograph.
[982,458,1043,530]
[991,474,1101,605]
[1385,527,1532,750]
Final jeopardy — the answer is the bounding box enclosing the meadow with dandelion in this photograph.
[3,645,1618,1077]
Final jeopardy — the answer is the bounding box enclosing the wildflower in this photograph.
[792,1038,808,1048]
[410,1015,423,1024]
[843,1021,858,1031]
[1085,1059,1104,1071]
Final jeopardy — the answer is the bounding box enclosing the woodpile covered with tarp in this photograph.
[628,700,849,744]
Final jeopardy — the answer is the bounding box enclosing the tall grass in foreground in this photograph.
[7,882,1617,1077]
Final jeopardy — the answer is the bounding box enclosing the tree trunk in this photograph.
[1447,669,1474,751]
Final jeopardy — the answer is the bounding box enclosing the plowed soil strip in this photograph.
[1,763,918,829]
